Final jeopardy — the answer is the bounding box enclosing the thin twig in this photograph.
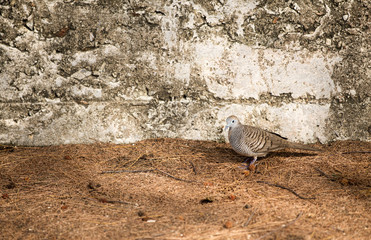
[257,181,315,200]
[243,209,256,227]
[342,151,371,154]
[256,212,302,240]
[189,161,197,175]
[101,168,196,183]
[313,167,335,181]
[126,154,144,168]
[155,169,196,183]
[101,169,153,174]
[97,198,138,205]
[86,197,138,206]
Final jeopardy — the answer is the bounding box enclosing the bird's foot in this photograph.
[240,157,258,172]
[239,162,259,169]
[248,163,256,172]
[240,163,257,176]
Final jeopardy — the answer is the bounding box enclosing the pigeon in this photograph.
[224,115,321,168]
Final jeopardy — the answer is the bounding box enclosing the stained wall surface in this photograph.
[0,0,370,145]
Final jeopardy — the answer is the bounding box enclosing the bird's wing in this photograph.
[243,126,286,154]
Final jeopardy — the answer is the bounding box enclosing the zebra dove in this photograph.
[224,115,321,167]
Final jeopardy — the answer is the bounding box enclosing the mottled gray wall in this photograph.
[0,0,370,146]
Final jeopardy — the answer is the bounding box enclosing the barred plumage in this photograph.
[224,115,321,167]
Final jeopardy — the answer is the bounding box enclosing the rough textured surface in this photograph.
[0,139,370,239]
[0,0,370,145]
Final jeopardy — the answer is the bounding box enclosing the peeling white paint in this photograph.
[118,94,153,101]
[161,3,180,49]
[45,98,61,103]
[0,0,367,146]
[71,51,97,66]
[194,38,342,99]
[223,0,258,36]
[102,45,120,56]
[138,52,158,70]
[71,69,92,80]
[174,63,191,85]
[55,76,66,87]
[71,85,102,98]
[1,103,144,145]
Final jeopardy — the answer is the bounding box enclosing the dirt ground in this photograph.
[0,139,370,240]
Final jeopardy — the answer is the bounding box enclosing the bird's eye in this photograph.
[231,120,235,123]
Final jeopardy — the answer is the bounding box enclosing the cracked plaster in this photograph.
[0,0,369,145]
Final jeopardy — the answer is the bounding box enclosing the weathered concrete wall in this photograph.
[0,0,370,146]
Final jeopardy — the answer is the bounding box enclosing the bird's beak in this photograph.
[224,125,230,132]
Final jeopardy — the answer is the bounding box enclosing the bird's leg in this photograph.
[245,156,258,171]
[248,156,258,167]
[242,157,252,164]
[240,156,258,171]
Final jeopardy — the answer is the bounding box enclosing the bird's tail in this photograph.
[285,141,322,151]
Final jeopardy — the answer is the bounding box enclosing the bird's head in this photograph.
[224,115,240,132]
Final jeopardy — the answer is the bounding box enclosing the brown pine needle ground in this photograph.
[0,139,370,239]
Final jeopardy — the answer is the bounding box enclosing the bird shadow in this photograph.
[192,145,318,164]
[268,151,318,158]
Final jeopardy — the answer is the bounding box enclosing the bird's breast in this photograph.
[229,127,254,157]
